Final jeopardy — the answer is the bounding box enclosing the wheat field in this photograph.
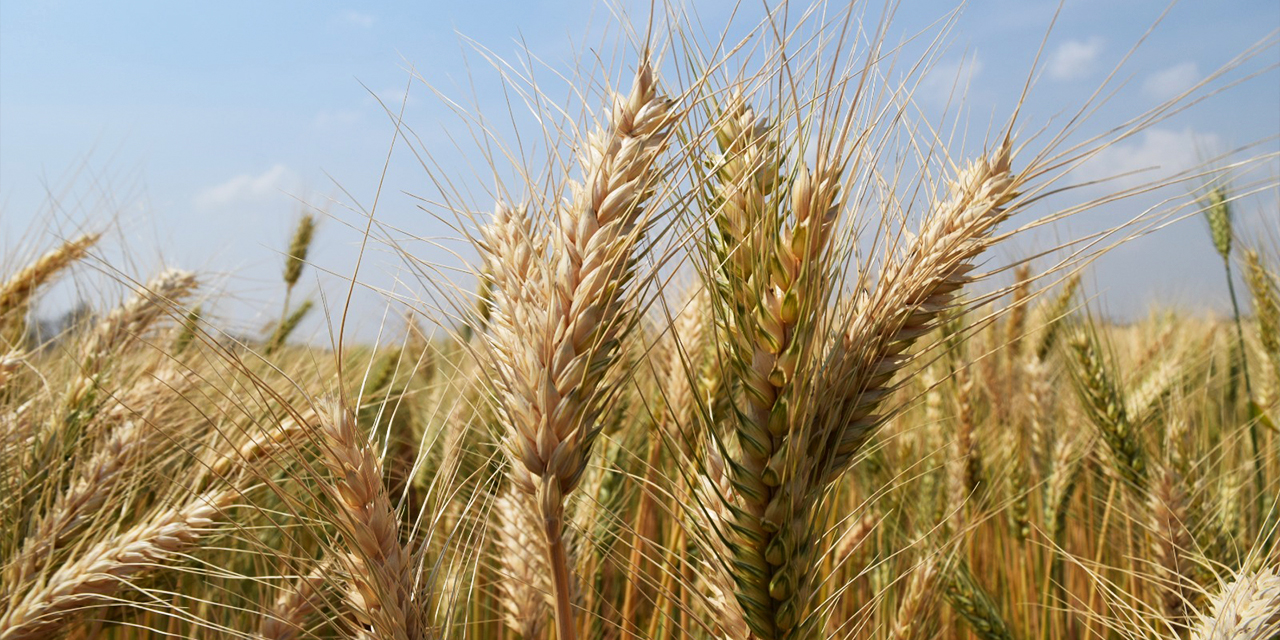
[1,3,1278,639]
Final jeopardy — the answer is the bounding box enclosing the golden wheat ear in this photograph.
[313,397,425,640]
[478,59,675,640]
[0,233,100,344]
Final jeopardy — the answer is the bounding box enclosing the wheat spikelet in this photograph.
[0,351,22,388]
[1189,567,1280,640]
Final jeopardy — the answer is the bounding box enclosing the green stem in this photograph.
[1224,258,1265,521]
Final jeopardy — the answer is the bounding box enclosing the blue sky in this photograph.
[1,0,1277,339]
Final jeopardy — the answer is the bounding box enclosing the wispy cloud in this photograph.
[194,164,298,209]
[366,86,416,109]
[1072,127,1221,189]
[314,109,363,129]
[918,53,984,105]
[1048,37,1104,80]
[337,11,375,28]
[1142,62,1199,101]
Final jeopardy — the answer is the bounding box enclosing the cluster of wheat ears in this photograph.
[1,4,1278,640]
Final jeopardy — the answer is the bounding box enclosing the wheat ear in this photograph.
[1189,567,1280,640]
[890,554,941,640]
[257,559,332,640]
[315,399,424,640]
[0,393,306,640]
[1243,249,1279,380]
[706,91,844,638]
[0,484,239,640]
[1148,457,1195,631]
[492,484,552,640]
[65,268,198,412]
[738,142,1017,637]
[4,419,157,593]
[1067,332,1147,490]
[942,558,1017,640]
[0,233,100,330]
[482,61,672,640]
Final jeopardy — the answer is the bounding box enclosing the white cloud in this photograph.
[338,11,375,28]
[918,53,984,105]
[194,164,298,209]
[314,109,363,129]
[1142,62,1200,100]
[1072,127,1221,189]
[367,86,416,108]
[1048,37,1104,80]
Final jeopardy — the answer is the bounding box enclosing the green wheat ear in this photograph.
[1201,186,1233,260]
[283,213,316,288]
